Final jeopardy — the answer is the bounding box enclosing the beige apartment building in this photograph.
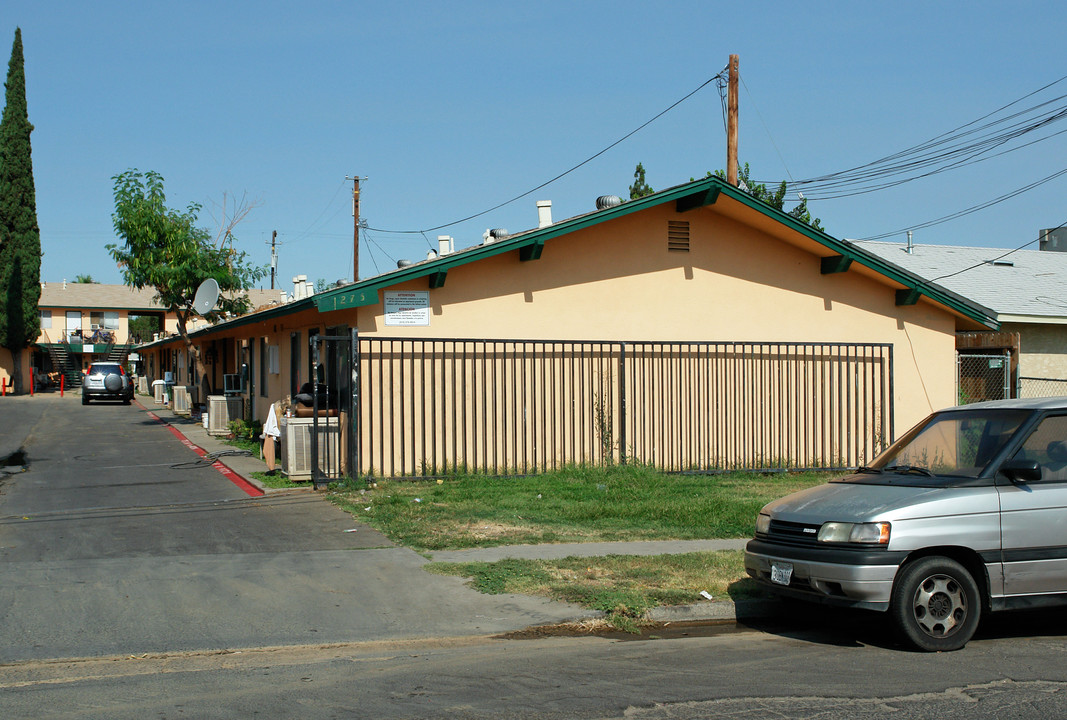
[136,176,996,480]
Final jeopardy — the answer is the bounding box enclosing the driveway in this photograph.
[0,393,594,663]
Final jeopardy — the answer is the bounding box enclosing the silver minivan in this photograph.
[744,397,1067,651]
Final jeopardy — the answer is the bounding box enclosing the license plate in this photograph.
[770,562,793,586]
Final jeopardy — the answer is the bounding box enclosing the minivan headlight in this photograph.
[755,513,771,535]
[817,521,890,545]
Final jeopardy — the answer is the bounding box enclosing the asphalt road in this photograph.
[5,393,1067,718]
[0,394,596,665]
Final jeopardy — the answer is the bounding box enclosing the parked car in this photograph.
[81,362,133,405]
[744,397,1067,651]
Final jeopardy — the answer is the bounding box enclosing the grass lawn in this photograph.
[328,464,830,550]
[327,464,831,630]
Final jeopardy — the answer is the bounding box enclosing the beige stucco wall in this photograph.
[0,346,33,394]
[1010,321,1067,379]
[37,307,176,345]
[350,204,958,433]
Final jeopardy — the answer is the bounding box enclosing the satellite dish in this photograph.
[193,278,220,316]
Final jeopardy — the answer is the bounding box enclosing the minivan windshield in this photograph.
[867,409,1030,478]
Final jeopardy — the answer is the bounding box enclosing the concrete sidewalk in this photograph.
[145,395,777,627]
[133,394,297,495]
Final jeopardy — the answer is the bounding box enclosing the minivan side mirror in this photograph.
[1001,458,1041,483]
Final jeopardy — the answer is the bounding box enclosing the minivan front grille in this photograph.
[766,519,821,547]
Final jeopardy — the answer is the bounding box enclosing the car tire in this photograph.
[890,556,981,652]
[82,395,89,405]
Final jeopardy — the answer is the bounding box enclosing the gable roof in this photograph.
[38,282,286,314]
[854,241,1067,323]
[39,283,166,311]
[311,175,998,329]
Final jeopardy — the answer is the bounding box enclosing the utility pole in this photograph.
[350,176,361,282]
[270,230,277,289]
[727,54,739,186]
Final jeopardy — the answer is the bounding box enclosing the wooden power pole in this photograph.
[269,230,277,290]
[727,54,739,186]
[351,176,361,282]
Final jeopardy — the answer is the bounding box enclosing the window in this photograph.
[88,311,119,330]
[267,345,280,375]
[1012,415,1067,482]
[259,337,268,398]
[39,310,51,328]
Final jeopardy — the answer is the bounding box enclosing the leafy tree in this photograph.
[74,274,97,283]
[712,163,824,232]
[107,169,265,380]
[127,315,160,344]
[0,28,42,395]
[629,162,654,199]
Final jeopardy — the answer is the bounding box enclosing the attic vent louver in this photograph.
[667,220,690,252]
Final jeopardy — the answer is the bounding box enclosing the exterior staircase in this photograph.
[44,342,81,389]
[107,342,134,364]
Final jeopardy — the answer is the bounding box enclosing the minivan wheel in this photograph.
[890,556,980,652]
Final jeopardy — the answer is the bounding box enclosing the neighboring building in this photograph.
[30,282,283,389]
[137,176,997,479]
[854,240,1067,398]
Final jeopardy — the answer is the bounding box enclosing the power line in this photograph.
[367,73,722,235]
[858,167,1067,241]
[929,216,1067,284]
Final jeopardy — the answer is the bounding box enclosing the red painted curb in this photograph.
[137,399,265,497]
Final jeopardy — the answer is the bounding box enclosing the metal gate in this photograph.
[353,338,894,478]
[307,330,355,489]
[957,352,1011,405]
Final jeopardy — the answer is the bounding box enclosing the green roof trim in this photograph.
[302,175,995,329]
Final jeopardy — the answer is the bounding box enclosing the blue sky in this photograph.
[5,1,1067,290]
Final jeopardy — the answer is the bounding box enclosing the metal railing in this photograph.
[1019,376,1067,398]
[355,338,894,478]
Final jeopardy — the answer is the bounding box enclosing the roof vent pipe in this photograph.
[537,200,553,228]
[906,230,914,255]
[437,235,454,256]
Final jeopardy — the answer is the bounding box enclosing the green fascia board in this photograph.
[312,179,728,313]
[172,295,320,342]
[711,181,998,329]
[303,175,995,329]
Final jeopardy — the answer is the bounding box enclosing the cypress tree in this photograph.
[0,28,42,394]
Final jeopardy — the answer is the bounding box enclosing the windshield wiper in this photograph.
[856,466,883,474]
[884,465,934,476]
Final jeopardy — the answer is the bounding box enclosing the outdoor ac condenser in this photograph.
[172,386,190,415]
[281,416,341,481]
[207,395,244,436]
[154,382,166,404]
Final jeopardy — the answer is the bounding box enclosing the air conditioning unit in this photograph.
[154,382,167,404]
[207,394,244,436]
[281,416,342,481]
[137,376,149,395]
[172,386,191,415]
[224,373,242,396]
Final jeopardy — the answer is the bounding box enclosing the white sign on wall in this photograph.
[384,291,431,326]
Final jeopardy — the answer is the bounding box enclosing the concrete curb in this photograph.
[132,395,309,496]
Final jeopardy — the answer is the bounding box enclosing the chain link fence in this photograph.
[957,352,1011,405]
[1019,377,1067,398]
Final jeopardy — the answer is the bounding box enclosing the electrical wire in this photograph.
[857,167,1067,241]
[770,76,1067,201]
[928,216,1067,285]
[367,73,723,235]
